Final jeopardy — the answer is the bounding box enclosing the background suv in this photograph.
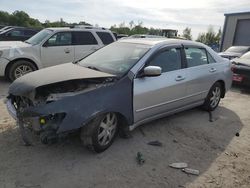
[0,26,116,81]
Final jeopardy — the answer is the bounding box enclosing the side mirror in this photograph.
[143,66,162,77]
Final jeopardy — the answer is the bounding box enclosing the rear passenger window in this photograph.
[73,31,98,45]
[185,48,208,67]
[207,52,216,63]
[96,32,114,45]
[149,48,182,73]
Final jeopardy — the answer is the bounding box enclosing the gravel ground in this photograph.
[0,78,250,188]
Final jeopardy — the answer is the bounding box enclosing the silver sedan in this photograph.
[7,38,232,152]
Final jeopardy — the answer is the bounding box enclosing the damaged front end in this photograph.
[6,77,116,145]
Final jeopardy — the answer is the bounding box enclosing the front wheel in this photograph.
[8,60,37,81]
[81,113,118,153]
[203,82,222,111]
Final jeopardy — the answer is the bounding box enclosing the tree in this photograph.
[196,26,221,46]
[0,10,91,29]
[182,27,192,40]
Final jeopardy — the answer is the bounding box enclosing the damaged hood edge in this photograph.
[9,63,116,96]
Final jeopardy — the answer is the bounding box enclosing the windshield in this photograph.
[226,46,249,53]
[26,29,53,45]
[78,42,150,76]
[240,51,250,59]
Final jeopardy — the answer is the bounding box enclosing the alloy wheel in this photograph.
[14,65,33,79]
[97,113,117,146]
[210,86,221,108]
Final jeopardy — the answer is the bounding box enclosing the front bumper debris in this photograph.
[6,99,17,120]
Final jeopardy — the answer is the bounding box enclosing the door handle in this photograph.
[64,48,70,53]
[209,68,216,73]
[175,75,185,81]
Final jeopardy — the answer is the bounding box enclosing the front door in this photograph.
[41,31,74,68]
[133,46,188,123]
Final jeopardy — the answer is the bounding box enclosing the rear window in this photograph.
[96,32,114,45]
[73,31,98,45]
[24,30,37,36]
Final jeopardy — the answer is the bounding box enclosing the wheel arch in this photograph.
[84,111,129,127]
[216,80,226,98]
[4,58,39,78]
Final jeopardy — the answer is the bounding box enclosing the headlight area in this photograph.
[38,113,66,131]
[22,112,66,145]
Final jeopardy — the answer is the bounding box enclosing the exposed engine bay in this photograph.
[10,77,115,109]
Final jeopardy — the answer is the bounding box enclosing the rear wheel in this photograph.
[8,60,37,81]
[81,113,118,153]
[203,82,222,111]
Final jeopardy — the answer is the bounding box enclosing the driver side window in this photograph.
[149,48,182,73]
[46,32,72,46]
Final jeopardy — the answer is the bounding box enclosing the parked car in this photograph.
[218,46,250,60]
[117,34,128,39]
[0,27,116,81]
[0,26,14,32]
[231,51,250,86]
[0,25,6,29]
[128,34,165,39]
[6,38,232,152]
[0,27,40,41]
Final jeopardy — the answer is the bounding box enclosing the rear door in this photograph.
[133,46,188,123]
[183,46,220,102]
[72,31,100,62]
[41,31,74,67]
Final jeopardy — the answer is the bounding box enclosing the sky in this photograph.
[1,0,250,39]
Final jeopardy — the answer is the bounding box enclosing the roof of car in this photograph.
[118,38,203,47]
[46,27,112,32]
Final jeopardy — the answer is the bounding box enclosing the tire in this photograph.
[8,60,37,81]
[80,113,118,153]
[203,82,222,111]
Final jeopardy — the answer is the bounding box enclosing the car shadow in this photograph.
[0,105,243,187]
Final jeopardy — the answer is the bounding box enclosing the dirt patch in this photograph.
[0,89,250,188]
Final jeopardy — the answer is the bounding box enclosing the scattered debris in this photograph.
[182,168,200,176]
[173,139,178,143]
[235,132,240,137]
[233,153,238,158]
[147,140,163,147]
[169,162,188,169]
[178,185,185,188]
[136,152,145,165]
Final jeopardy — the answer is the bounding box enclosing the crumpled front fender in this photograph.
[21,76,134,133]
